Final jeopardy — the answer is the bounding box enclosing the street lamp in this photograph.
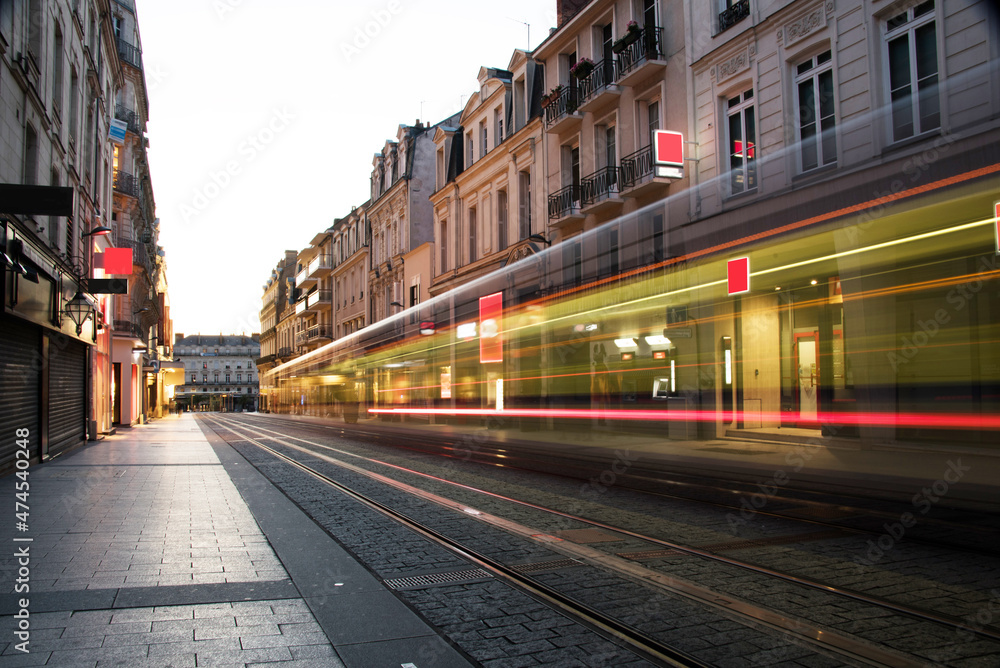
[528,233,552,247]
[81,225,112,238]
[64,291,96,334]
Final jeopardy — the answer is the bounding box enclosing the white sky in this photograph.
[140,0,559,338]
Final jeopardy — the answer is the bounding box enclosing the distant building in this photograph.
[331,203,370,340]
[368,116,458,325]
[173,334,261,412]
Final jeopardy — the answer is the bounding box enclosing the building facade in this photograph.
[676,0,1000,443]
[108,0,163,428]
[1,0,168,472]
[331,203,369,340]
[173,333,260,412]
[368,118,457,325]
[430,51,548,297]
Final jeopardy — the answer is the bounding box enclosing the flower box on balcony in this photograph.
[570,57,595,79]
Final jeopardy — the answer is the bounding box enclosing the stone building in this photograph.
[430,51,547,297]
[367,116,458,326]
[256,249,296,412]
[108,0,164,427]
[0,0,167,470]
[331,203,369,340]
[173,333,260,412]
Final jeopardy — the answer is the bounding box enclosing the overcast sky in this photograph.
[140,1,558,338]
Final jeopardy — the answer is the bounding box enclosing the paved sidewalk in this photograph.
[0,414,469,667]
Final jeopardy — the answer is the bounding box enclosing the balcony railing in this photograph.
[580,166,622,205]
[548,184,581,220]
[620,145,655,189]
[308,254,333,277]
[616,26,665,78]
[256,354,276,367]
[307,289,332,309]
[116,38,142,70]
[719,0,750,33]
[577,59,618,104]
[543,86,580,127]
[114,104,142,136]
[276,347,293,358]
[112,319,143,339]
[295,324,333,346]
[114,236,149,272]
[113,170,142,198]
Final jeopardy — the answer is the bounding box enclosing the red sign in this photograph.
[654,130,684,167]
[727,257,750,295]
[479,292,503,363]
[99,248,133,275]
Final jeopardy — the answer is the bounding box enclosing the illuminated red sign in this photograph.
[653,130,684,167]
[99,247,133,275]
[727,257,750,295]
[479,292,503,363]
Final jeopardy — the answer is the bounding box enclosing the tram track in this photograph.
[203,414,1000,666]
[239,413,999,552]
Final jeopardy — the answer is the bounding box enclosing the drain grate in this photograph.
[383,568,493,590]
[511,559,582,573]
[617,549,684,561]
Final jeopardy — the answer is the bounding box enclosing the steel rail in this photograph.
[218,414,1000,645]
[204,415,710,668]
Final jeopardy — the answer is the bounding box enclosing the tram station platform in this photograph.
[0,414,472,667]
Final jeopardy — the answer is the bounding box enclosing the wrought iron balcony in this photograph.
[620,145,655,188]
[580,166,622,206]
[114,104,142,136]
[112,319,143,339]
[719,0,750,33]
[117,38,142,70]
[113,170,142,198]
[543,86,581,129]
[295,324,333,346]
[276,347,294,358]
[577,59,620,110]
[616,26,665,80]
[548,185,582,220]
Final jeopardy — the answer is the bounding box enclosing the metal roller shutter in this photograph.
[0,318,41,471]
[47,334,86,457]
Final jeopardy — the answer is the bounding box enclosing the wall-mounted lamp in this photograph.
[81,225,112,238]
[528,233,552,247]
[390,301,404,310]
[64,291,96,334]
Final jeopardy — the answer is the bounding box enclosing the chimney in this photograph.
[175,333,183,344]
[557,0,589,26]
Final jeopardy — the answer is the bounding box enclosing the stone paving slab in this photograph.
[0,415,464,667]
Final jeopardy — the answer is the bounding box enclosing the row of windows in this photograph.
[439,172,532,273]
[725,2,938,196]
[189,375,255,384]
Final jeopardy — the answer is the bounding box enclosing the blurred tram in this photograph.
[266,163,1000,449]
